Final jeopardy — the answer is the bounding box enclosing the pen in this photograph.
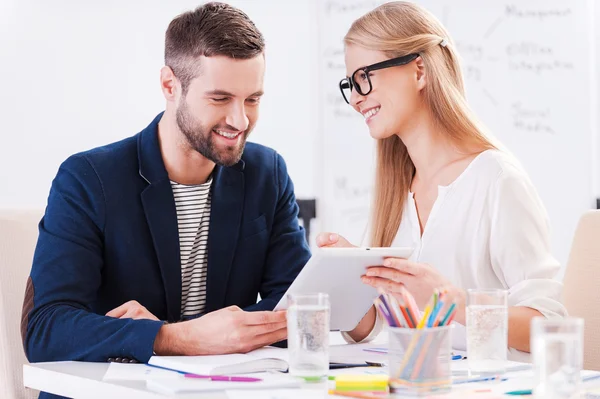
[504,389,532,395]
[453,375,507,385]
[363,348,388,354]
[584,373,600,382]
[329,362,384,369]
[146,363,262,382]
[184,374,262,382]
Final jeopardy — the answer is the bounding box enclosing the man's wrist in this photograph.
[153,322,186,356]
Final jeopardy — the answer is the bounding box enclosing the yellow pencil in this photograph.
[417,305,431,329]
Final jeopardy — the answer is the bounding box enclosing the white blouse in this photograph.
[343,149,566,360]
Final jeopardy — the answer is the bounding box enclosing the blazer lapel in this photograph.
[138,113,182,322]
[205,164,245,312]
[141,182,181,322]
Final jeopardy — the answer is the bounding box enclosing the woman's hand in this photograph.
[362,258,466,323]
[315,232,356,248]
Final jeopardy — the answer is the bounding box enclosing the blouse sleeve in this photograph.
[340,310,384,344]
[488,168,566,319]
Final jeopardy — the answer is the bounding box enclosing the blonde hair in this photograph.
[345,1,498,247]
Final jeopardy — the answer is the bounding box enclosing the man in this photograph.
[21,3,311,393]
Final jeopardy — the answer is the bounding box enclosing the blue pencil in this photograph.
[427,300,443,327]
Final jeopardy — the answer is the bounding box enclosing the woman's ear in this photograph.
[415,56,427,91]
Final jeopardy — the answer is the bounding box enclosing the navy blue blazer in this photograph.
[22,113,310,369]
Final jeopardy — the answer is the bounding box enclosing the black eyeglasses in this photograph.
[339,53,420,104]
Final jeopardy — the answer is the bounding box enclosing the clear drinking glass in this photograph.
[532,317,584,399]
[286,293,330,379]
[466,289,508,375]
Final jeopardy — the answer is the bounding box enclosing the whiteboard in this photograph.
[317,0,597,269]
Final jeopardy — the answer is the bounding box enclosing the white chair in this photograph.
[0,210,42,399]
[563,210,600,371]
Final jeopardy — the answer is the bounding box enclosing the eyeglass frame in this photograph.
[339,53,420,104]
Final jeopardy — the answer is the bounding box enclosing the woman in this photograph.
[318,1,565,356]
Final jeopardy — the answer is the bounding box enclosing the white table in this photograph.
[24,360,600,398]
[23,332,600,399]
[22,332,359,399]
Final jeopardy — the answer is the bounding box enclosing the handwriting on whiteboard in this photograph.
[505,5,571,20]
[512,102,555,135]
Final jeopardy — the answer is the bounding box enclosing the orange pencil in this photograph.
[328,389,388,398]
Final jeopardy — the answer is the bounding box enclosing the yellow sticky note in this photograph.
[335,375,388,391]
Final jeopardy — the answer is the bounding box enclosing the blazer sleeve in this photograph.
[244,153,311,312]
[22,155,164,363]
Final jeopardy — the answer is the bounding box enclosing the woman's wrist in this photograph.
[346,306,377,342]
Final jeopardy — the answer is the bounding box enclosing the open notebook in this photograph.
[148,345,378,376]
[148,352,289,375]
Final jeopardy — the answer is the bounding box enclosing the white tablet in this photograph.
[274,247,413,332]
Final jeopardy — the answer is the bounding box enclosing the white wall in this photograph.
[0,0,319,208]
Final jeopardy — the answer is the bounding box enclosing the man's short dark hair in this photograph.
[165,2,265,94]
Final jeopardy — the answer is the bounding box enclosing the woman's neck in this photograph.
[399,113,462,184]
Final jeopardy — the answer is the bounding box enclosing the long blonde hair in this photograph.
[345,1,497,247]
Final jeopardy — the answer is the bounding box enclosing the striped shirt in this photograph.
[170,178,212,317]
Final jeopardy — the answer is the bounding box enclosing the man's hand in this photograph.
[153,306,287,356]
[106,300,159,321]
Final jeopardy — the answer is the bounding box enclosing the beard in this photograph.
[176,100,250,167]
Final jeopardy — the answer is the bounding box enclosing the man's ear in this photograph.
[160,66,179,102]
[415,56,427,91]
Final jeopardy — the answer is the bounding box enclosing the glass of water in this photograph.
[287,293,330,380]
[466,289,508,375]
[532,317,584,399]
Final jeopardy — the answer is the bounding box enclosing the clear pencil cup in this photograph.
[388,326,453,397]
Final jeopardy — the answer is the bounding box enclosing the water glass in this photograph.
[388,326,453,397]
[466,289,508,375]
[532,317,584,399]
[286,293,330,379]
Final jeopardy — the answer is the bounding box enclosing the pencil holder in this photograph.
[388,325,453,397]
